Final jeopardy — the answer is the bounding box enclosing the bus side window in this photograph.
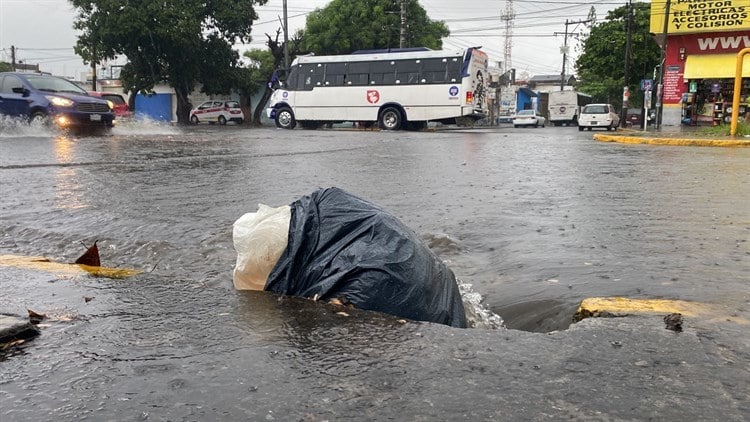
[313,63,325,87]
[421,58,449,84]
[346,62,370,86]
[324,63,347,86]
[446,58,461,83]
[394,59,420,85]
[299,64,316,90]
[370,61,395,86]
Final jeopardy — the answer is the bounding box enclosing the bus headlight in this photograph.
[46,96,75,108]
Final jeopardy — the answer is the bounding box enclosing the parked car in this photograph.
[88,91,132,119]
[0,72,114,129]
[189,100,244,125]
[578,103,620,131]
[512,109,546,128]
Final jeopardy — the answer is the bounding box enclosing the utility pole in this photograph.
[283,0,289,68]
[91,45,97,91]
[502,0,515,74]
[555,19,590,91]
[11,45,16,71]
[399,0,408,48]
[621,0,633,128]
[655,0,672,130]
[560,19,569,91]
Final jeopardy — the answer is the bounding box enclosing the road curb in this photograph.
[594,133,750,147]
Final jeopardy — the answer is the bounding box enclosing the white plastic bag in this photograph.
[232,204,291,290]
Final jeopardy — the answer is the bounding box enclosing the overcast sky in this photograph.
[0,0,621,80]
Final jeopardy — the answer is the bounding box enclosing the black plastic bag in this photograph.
[266,187,467,328]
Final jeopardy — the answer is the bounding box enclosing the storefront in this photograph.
[650,0,750,126]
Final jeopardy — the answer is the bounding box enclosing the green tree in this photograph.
[0,62,12,72]
[70,0,267,124]
[241,48,276,125]
[575,3,660,110]
[302,0,449,55]
[246,28,305,125]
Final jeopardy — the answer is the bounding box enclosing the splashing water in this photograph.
[458,280,504,329]
[0,115,54,138]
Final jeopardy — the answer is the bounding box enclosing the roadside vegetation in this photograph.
[698,121,750,137]
[575,3,661,112]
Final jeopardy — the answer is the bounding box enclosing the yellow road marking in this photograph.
[575,297,748,325]
[0,255,141,279]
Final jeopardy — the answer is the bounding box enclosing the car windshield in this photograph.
[25,75,88,95]
[517,110,534,116]
[102,94,126,105]
[583,105,608,114]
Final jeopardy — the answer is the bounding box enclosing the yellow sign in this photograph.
[651,0,750,34]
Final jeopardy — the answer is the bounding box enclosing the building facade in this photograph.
[650,0,750,126]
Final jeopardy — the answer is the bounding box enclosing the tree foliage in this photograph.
[241,48,276,125]
[0,62,12,72]
[70,0,267,124]
[301,0,449,55]
[575,3,660,109]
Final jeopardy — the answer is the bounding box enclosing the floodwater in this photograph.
[1,120,748,420]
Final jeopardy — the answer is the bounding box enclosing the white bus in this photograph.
[547,90,592,126]
[266,47,489,130]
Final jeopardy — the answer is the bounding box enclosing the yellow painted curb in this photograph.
[593,133,750,147]
[574,297,748,325]
[0,255,142,279]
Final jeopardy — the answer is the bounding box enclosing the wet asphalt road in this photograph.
[0,121,749,420]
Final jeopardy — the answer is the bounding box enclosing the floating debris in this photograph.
[27,309,47,324]
[663,313,683,332]
[74,240,101,267]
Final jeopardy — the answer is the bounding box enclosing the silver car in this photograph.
[578,103,620,131]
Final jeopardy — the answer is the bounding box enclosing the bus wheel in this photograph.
[275,107,296,129]
[379,107,402,130]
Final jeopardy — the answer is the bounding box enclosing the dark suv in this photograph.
[0,72,114,129]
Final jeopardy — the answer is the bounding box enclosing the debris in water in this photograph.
[84,296,95,303]
[27,309,46,324]
[74,240,101,267]
[663,313,683,332]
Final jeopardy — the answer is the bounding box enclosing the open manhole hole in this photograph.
[493,299,582,333]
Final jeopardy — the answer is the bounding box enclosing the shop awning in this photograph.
[684,54,750,79]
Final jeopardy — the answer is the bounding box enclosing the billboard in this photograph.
[651,0,750,34]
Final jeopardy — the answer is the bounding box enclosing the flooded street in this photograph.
[1,122,749,420]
